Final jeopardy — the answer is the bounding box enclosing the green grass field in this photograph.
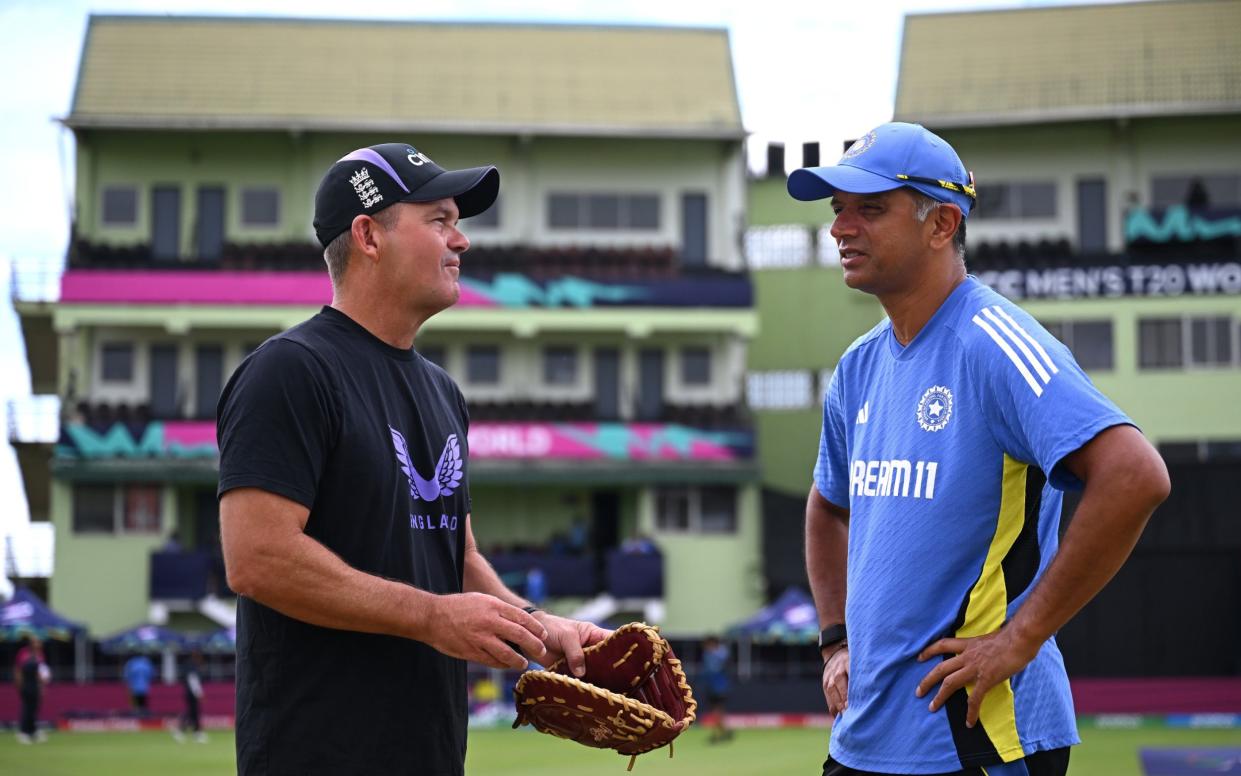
[0,725,1237,775]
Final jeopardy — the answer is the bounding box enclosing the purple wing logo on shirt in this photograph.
[388,426,464,502]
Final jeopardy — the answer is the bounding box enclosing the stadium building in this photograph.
[745,0,1241,678]
[13,16,763,637]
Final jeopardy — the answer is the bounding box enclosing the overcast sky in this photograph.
[0,0,1126,559]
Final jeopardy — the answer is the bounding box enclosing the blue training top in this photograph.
[814,277,1132,772]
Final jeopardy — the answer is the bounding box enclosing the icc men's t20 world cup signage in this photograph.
[980,205,1241,300]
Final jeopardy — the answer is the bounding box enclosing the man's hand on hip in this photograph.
[821,644,850,716]
[915,626,1040,727]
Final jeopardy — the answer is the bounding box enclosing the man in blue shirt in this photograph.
[789,123,1170,775]
[123,653,155,714]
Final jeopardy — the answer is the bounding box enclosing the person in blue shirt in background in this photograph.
[123,653,155,715]
[789,122,1170,776]
[700,635,735,744]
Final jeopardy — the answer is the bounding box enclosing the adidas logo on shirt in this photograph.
[856,401,870,425]
[971,304,1060,397]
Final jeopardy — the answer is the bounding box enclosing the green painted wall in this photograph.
[75,129,744,263]
[748,175,830,227]
[642,483,764,636]
[1021,294,1241,442]
[467,485,636,551]
[748,267,883,495]
[49,480,182,634]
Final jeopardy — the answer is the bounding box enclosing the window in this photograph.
[698,487,737,533]
[1139,318,1184,369]
[546,193,661,230]
[655,486,738,534]
[548,194,578,229]
[101,343,135,382]
[73,485,115,534]
[72,484,163,534]
[102,186,138,226]
[466,345,501,384]
[975,181,1057,220]
[654,488,690,532]
[1151,174,1241,208]
[1041,320,1114,371]
[241,188,280,226]
[1191,317,1234,367]
[123,485,162,533]
[1140,316,1237,370]
[542,346,577,385]
[746,371,814,410]
[419,345,447,370]
[587,195,621,229]
[680,347,711,386]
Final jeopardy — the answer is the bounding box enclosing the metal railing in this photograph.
[6,255,64,303]
[6,395,61,444]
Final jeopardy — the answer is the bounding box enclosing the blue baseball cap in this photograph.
[787,122,976,217]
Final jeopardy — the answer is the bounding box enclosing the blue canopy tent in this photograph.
[725,587,819,644]
[0,587,86,642]
[194,626,236,654]
[99,624,193,654]
[725,587,821,680]
[1,587,90,682]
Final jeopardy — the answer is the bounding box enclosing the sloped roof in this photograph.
[895,0,1241,127]
[67,15,744,139]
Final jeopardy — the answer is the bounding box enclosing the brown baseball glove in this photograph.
[513,622,697,770]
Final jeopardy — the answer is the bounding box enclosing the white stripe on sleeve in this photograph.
[972,314,1044,397]
[992,306,1059,375]
[982,307,1051,384]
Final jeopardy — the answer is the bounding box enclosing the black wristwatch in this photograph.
[818,624,847,653]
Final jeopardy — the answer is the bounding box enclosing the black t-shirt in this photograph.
[218,307,472,776]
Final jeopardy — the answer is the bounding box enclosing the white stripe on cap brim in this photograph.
[787,163,902,202]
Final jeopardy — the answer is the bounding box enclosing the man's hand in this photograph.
[915,626,1040,727]
[532,612,610,676]
[422,593,549,670]
[821,645,850,716]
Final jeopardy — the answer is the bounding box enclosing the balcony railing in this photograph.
[69,239,726,281]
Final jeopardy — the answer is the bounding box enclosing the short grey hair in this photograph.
[909,190,967,258]
[322,206,402,288]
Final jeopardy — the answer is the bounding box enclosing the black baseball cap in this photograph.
[313,142,500,247]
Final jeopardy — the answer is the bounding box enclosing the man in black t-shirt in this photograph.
[218,142,609,775]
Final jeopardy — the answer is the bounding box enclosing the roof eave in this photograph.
[895,101,1241,129]
[60,114,748,141]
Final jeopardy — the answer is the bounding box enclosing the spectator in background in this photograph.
[123,653,155,715]
[700,635,734,744]
[524,567,547,609]
[172,650,207,743]
[567,518,589,555]
[14,635,50,744]
[159,530,183,553]
[621,534,658,554]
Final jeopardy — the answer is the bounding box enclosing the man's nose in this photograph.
[830,211,857,241]
[449,225,470,253]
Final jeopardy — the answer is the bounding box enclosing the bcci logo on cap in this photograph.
[841,130,877,161]
[916,385,953,432]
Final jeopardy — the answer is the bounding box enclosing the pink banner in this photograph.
[161,421,217,448]
[60,270,498,307]
[466,422,743,461]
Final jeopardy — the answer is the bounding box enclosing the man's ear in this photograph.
[350,214,385,263]
[928,204,963,251]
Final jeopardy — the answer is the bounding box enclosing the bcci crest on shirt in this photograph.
[916,385,953,432]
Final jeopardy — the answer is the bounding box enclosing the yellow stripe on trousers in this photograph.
[954,454,1027,761]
